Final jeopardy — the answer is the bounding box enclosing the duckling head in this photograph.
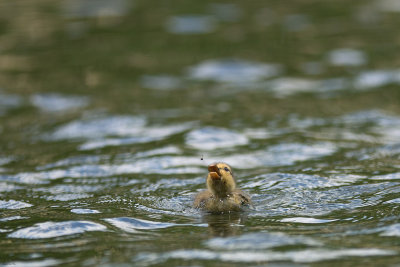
[206,162,236,198]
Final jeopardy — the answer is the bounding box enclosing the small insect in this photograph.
[200,154,204,161]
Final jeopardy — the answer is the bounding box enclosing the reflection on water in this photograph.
[0,200,33,210]
[30,93,90,113]
[1,0,400,266]
[63,0,130,18]
[136,248,395,265]
[0,93,23,116]
[201,213,246,237]
[8,221,107,239]
[188,59,282,83]
[166,15,217,34]
[327,48,367,67]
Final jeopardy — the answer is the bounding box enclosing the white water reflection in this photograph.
[8,221,107,239]
[3,259,61,267]
[49,115,147,140]
[206,232,320,250]
[0,216,28,222]
[183,58,400,96]
[284,14,310,32]
[209,3,242,22]
[79,123,192,150]
[140,75,182,90]
[136,248,394,264]
[0,93,23,115]
[46,193,92,201]
[104,217,176,233]
[0,200,32,210]
[188,59,282,83]
[166,15,217,34]
[30,93,89,113]
[380,223,400,236]
[286,110,400,145]
[378,0,400,12]
[185,127,249,150]
[71,208,101,214]
[327,48,367,67]
[222,142,337,169]
[64,0,130,18]
[354,69,400,90]
[0,141,337,185]
[47,115,193,150]
[280,217,338,224]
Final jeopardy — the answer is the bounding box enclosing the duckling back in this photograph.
[194,189,251,213]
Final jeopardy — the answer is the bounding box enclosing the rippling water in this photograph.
[1,0,400,266]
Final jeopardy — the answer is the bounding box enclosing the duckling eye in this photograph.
[224,167,230,172]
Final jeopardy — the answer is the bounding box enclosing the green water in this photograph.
[0,0,400,266]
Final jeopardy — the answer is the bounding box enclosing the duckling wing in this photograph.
[194,190,213,208]
[234,189,251,206]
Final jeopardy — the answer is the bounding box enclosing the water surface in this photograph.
[0,0,400,266]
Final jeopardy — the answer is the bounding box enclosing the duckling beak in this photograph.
[208,164,221,180]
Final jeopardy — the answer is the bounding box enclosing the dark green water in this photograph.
[1,0,400,266]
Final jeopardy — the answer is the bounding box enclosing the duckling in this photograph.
[194,162,251,213]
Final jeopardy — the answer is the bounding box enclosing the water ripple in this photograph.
[280,217,338,224]
[71,208,101,214]
[0,200,33,210]
[30,93,89,113]
[206,232,320,250]
[79,123,192,150]
[327,48,367,67]
[188,59,282,83]
[136,248,395,264]
[48,115,147,140]
[380,223,400,236]
[166,15,217,34]
[3,259,61,267]
[222,142,337,169]
[185,127,249,150]
[8,221,107,239]
[104,217,176,233]
[0,93,23,115]
[0,216,28,222]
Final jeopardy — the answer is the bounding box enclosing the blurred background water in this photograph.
[0,0,400,266]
